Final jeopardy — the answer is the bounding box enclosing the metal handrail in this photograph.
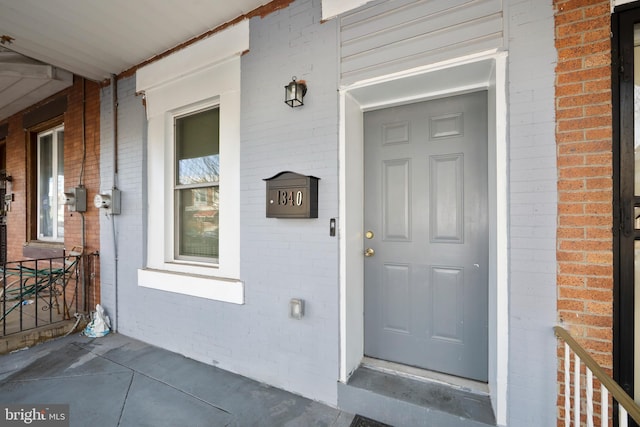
[555,325,640,424]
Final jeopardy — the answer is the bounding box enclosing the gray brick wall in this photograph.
[99,0,559,418]
[99,76,147,332]
[239,0,339,402]
[506,0,557,425]
[100,0,340,405]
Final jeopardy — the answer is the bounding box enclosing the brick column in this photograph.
[554,0,613,425]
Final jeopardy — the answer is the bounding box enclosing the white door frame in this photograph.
[338,50,509,425]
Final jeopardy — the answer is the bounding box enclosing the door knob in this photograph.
[364,248,375,257]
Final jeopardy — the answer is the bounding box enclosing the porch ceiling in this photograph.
[0,0,268,122]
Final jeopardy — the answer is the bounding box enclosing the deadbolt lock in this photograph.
[365,230,374,239]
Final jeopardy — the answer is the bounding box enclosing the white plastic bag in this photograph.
[83,304,111,337]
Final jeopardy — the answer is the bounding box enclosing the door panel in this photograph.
[383,159,411,240]
[430,154,464,242]
[431,266,464,343]
[383,263,411,333]
[364,91,488,381]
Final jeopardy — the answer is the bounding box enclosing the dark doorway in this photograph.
[613,5,640,423]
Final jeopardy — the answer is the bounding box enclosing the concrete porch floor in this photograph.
[0,333,356,427]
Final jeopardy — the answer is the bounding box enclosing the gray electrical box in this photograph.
[74,187,87,212]
[111,188,121,215]
[94,188,121,214]
[64,187,87,212]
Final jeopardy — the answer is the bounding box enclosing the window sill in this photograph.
[23,241,65,259]
[137,268,244,304]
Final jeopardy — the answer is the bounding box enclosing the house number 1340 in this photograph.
[278,190,303,206]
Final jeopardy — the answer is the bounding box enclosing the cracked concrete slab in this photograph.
[0,333,354,427]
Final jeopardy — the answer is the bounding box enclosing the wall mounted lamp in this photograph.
[284,76,307,107]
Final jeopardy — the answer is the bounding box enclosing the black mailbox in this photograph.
[264,171,319,218]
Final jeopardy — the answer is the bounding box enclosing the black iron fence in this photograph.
[0,251,82,336]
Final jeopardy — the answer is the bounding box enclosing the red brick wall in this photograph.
[63,78,102,308]
[555,0,613,424]
[4,113,26,259]
[1,77,101,309]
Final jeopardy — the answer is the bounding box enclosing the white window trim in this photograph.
[136,21,247,304]
[37,124,64,242]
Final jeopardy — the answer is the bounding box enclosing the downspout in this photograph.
[80,78,87,312]
[111,74,119,332]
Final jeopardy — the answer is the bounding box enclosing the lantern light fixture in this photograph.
[284,76,307,108]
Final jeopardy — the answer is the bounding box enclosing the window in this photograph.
[136,20,246,304]
[37,125,64,241]
[175,107,220,262]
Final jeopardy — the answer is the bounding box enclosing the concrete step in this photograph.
[338,366,496,427]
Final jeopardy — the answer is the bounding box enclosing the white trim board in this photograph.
[338,50,509,426]
[135,21,245,303]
